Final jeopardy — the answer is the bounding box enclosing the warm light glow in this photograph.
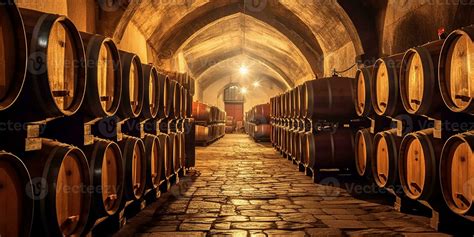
[239,65,249,75]
[253,81,260,88]
[240,87,248,94]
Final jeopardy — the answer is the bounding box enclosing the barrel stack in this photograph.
[0,3,196,237]
[352,25,474,230]
[269,76,360,180]
[193,101,226,146]
[245,103,271,142]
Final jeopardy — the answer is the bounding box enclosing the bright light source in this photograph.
[239,65,249,75]
[240,87,248,94]
[252,81,260,88]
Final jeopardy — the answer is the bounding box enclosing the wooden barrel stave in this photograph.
[81,33,122,118]
[0,151,34,237]
[118,135,146,201]
[355,66,374,117]
[24,139,91,236]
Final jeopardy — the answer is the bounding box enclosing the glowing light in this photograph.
[240,87,248,94]
[252,81,260,88]
[239,65,249,75]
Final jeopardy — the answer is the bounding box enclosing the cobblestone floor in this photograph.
[117,134,448,237]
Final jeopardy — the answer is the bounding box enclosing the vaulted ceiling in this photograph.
[101,0,367,95]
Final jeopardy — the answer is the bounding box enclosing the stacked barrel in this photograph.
[353,25,473,224]
[193,101,226,145]
[245,103,271,141]
[0,3,196,237]
[270,76,358,176]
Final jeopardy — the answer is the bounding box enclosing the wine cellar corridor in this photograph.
[114,134,443,237]
[0,0,473,236]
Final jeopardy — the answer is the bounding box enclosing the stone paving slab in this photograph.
[116,134,449,237]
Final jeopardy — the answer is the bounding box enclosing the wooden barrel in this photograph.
[400,40,445,116]
[299,132,309,165]
[297,85,305,118]
[291,130,300,161]
[157,72,170,118]
[3,9,87,121]
[82,138,123,233]
[354,128,374,177]
[118,135,146,201]
[193,102,211,123]
[0,152,33,237]
[24,140,91,236]
[144,134,163,189]
[306,128,355,170]
[290,88,298,118]
[195,125,209,143]
[140,64,160,119]
[303,77,357,120]
[186,92,193,118]
[118,51,144,118]
[270,97,274,118]
[371,54,404,117]
[0,1,27,111]
[254,103,270,124]
[399,129,443,200]
[169,132,181,174]
[80,33,121,118]
[168,80,181,119]
[178,132,186,169]
[371,129,402,189]
[438,26,474,114]
[354,66,374,117]
[439,131,474,217]
[181,87,188,118]
[157,134,172,180]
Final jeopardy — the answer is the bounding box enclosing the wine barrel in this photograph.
[438,26,474,114]
[157,134,171,180]
[371,54,404,117]
[439,131,474,217]
[290,88,298,118]
[144,134,163,189]
[400,40,445,116]
[168,80,181,119]
[371,129,402,189]
[297,85,305,118]
[306,128,355,170]
[82,138,124,233]
[399,129,443,201]
[193,102,211,123]
[118,51,144,118]
[119,135,146,201]
[291,130,300,161]
[2,9,87,121]
[186,92,193,118]
[0,1,27,111]
[178,132,186,169]
[169,132,181,174]
[80,33,121,118]
[141,64,160,119]
[354,66,374,117]
[354,128,374,177]
[181,87,188,118]
[299,132,309,165]
[157,72,170,118]
[303,77,357,120]
[196,125,209,143]
[24,140,91,236]
[0,152,33,237]
[254,103,270,124]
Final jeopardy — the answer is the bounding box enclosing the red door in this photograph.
[225,103,244,123]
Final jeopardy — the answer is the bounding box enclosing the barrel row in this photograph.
[0,131,188,237]
[355,25,473,118]
[192,101,226,125]
[195,124,226,145]
[0,3,194,122]
[355,128,474,220]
